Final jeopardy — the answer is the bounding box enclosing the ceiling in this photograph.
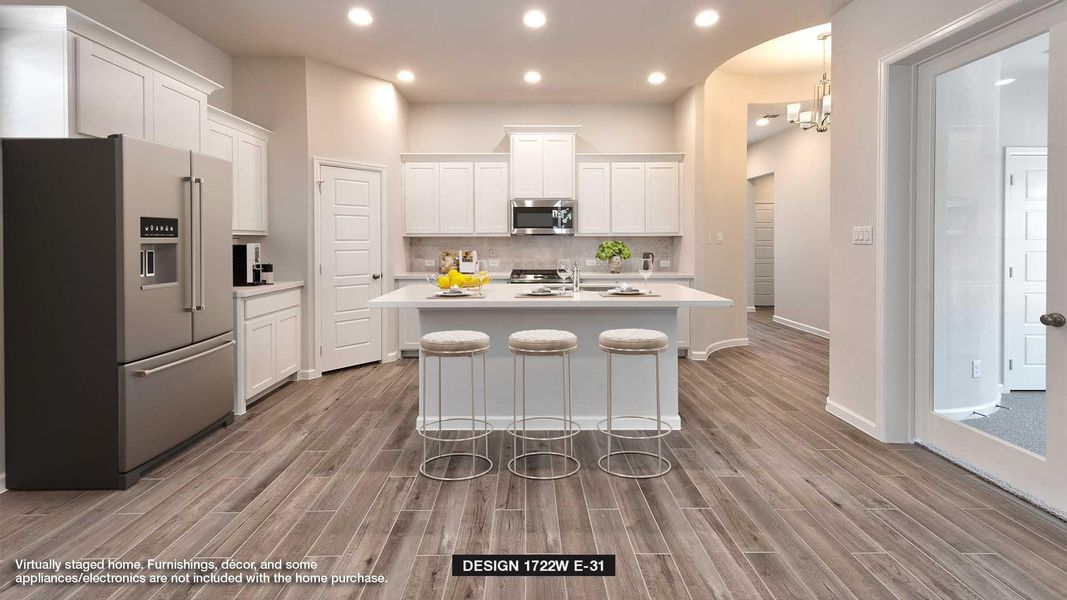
[719,23,831,76]
[142,0,851,103]
[747,101,810,144]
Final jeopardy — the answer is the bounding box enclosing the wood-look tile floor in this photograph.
[2,309,1065,599]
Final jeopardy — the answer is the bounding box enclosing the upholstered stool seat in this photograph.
[420,330,491,355]
[598,328,669,353]
[508,329,579,355]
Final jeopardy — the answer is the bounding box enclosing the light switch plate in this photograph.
[423,259,435,267]
[852,226,873,245]
[716,232,725,245]
[586,259,598,266]
[971,360,982,378]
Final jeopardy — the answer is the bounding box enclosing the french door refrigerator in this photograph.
[3,135,234,489]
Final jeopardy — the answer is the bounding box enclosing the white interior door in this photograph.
[319,164,382,372]
[1004,149,1048,391]
[752,175,775,307]
[913,8,1066,514]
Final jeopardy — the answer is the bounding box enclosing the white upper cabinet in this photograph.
[610,162,646,233]
[74,37,154,140]
[645,162,681,234]
[542,134,575,198]
[439,162,475,234]
[507,126,579,199]
[403,162,441,235]
[205,107,271,235]
[577,162,611,235]
[152,72,207,151]
[510,134,544,198]
[475,161,509,235]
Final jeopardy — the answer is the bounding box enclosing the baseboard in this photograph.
[297,369,320,381]
[0,472,6,494]
[933,392,1001,420]
[772,315,830,339]
[746,306,756,313]
[690,337,749,360]
[825,396,879,438]
[383,350,400,363]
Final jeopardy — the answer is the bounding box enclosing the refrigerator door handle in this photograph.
[183,176,198,312]
[133,340,235,377]
[195,177,206,311]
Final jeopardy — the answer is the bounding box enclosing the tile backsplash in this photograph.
[406,236,678,273]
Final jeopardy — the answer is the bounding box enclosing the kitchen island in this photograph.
[369,283,732,430]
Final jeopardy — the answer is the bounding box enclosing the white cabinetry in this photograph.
[397,280,423,354]
[205,107,271,235]
[576,162,611,235]
[507,126,579,199]
[234,285,303,414]
[402,155,509,236]
[0,8,221,147]
[577,154,683,236]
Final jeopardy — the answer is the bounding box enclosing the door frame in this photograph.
[309,157,389,379]
[1002,147,1048,391]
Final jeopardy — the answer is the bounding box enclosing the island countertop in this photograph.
[368,282,732,308]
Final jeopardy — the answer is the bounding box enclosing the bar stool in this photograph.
[418,330,493,481]
[597,328,672,478]
[507,329,581,480]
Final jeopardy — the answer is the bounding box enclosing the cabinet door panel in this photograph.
[204,121,240,228]
[577,162,611,234]
[610,162,646,233]
[439,162,474,234]
[397,281,421,352]
[74,37,153,139]
[274,307,301,379]
[243,315,275,398]
[404,163,440,234]
[542,134,575,198]
[153,73,206,151]
[510,134,543,198]
[645,162,680,234]
[474,162,509,234]
[236,133,268,233]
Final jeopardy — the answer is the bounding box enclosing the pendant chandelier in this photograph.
[787,32,831,132]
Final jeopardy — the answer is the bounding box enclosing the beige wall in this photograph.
[830,0,996,435]
[673,86,705,276]
[747,127,831,335]
[695,70,822,356]
[12,0,234,110]
[407,102,675,153]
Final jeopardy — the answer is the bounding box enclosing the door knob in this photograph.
[371,273,382,280]
[1040,313,1066,327]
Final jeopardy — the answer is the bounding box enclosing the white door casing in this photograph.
[318,164,383,372]
[1004,149,1048,391]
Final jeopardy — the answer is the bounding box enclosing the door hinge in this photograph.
[1009,266,1014,278]
[1009,174,1014,186]
[319,345,323,356]
[319,264,323,274]
[316,180,325,193]
[1009,358,1014,370]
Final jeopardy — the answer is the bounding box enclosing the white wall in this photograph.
[747,127,831,335]
[673,86,705,276]
[407,102,675,153]
[11,0,234,110]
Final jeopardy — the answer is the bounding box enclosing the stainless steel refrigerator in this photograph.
[3,135,235,489]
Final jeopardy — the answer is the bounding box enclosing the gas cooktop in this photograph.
[508,269,565,284]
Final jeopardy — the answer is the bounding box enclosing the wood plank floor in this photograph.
[2,309,1065,599]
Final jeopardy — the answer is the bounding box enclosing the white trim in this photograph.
[826,397,879,438]
[206,106,272,137]
[772,315,829,339]
[690,337,749,360]
[575,152,684,162]
[311,157,389,377]
[933,393,1002,420]
[746,306,756,313]
[0,473,6,494]
[503,124,581,134]
[383,350,400,363]
[401,153,508,162]
[298,369,320,381]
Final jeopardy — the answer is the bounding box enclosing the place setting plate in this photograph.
[515,286,570,297]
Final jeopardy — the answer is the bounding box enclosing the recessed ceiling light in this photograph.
[523,9,547,29]
[695,9,720,27]
[524,70,542,83]
[755,118,770,127]
[397,70,415,83]
[647,71,666,85]
[994,78,1016,86]
[347,7,373,26]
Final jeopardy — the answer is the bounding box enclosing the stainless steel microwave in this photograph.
[510,199,574,235]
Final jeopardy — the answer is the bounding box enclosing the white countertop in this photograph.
[393,271,694,280]
[233,280,304,298]
[368,283,731,309]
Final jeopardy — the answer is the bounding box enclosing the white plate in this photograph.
[520,288,559,296]
[434,289,474,297]
[608,288,645,295]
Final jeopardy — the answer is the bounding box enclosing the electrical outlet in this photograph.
[971,360,982,378]
[586,259,597,266]
[716,232,725,245]
[488,259,500,267]
[423,259,435,267]
[659,259,671,268]
[852,226,873,245]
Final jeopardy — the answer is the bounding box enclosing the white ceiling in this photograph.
[719,23,831,76]
[747,101,810,144]
[142,0,851,103]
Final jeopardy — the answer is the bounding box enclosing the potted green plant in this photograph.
[596,240,632,274]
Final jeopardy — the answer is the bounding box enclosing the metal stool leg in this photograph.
[418,350,493,481]
[597,349,672,479]
[507,349,581,480]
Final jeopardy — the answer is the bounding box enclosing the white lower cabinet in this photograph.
[234,286,302,414]
[397,280,422,354]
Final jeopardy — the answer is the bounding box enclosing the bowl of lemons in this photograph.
[427,269,491,294]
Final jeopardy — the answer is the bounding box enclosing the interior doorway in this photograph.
[748,174,775,309]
